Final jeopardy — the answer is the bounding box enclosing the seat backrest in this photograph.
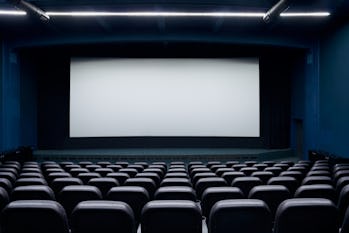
[11,185,55,201]
[0,178,13,194]
[221,171,245,185]
[57,185,102,215]
[267,177,299,194]
[294,184,336,202]
[209,199,272,233]
[124,178,157,198]
[301,176,333,186]
[106,172,130,185]
[51,177,83,194]
[195,177,227,199]
[337,184,349,225]
[106,186,149,223]
[94,168,114,177]
[274,198,338,233]
[1,200,69,233]
[88,178,119,198]
[160,178,192,187]
[201,187,244,218]
[0,187,9,211]
[248,185,291,218]
[251,171,274,184]
[15,178,48,187]
[136,172,161,186]
[141,200,202,233]
[71,201,136,233]
[231,177,263,197]
[154,186,196,201]
[77,173,102,185]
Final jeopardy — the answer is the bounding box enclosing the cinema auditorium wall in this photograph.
[1,18,343,157]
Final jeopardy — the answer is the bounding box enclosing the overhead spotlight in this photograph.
[263,0,289,23]
[7,0,49,21]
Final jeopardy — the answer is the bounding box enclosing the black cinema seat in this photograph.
[77,173,101,185]
[154,186,196,201]
[160,178,192,187]
[11,185,55,201]
[195,177,227,199]
[47,173,72,184]
[221,171,245,185]
[88,177,119,198]
[71,201,136,233]
[248,185,291,218]
[51,177,83,194]
[232,177,262,197]
[1,200,69,233]
[106,172,130,185]
[19,172,44,179]
[58,185,102,215]
[337,184,349,225]
[267,176,299,194]
[302,176,333,186]
[136,172,161,186]
[209,199,272,233]
[0,172,17,184]
[95,168,114,177]
[15,177,47,187]
[274,198,338,233]
[264,167,283,176]
[294,184,336,202]
[192,172,217,186]
[251,171,274,184]
[0,187,9,211]
[0,178,13,194]
[201,187,244,218]
[141,200,202,233]
[124,178,157,198]
[107,186,149,223]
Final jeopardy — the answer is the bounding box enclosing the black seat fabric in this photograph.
[88,178,119,198]
[201,187,244,218]
[51,177,83,194]
[106,173,130,185]
[141,200,202,233]
[71,201,136,233]
[232,177,263,197]
[221,171,245,185]
[195,177,227,199]
[0,187,9,211]
[11,185,55,201]
[124,178,157,198]
[107,186,149,222]
[154,186,196,201]
[0,178,13,194]
[274,198,338,233]
[160,178,192,187]
[77,173,101,185]
[294,184,336,202]
[209,199,272,233]
[15,178,47,187]
[58,185,102,215]
[1,200,69,233]
[337,184,349,224]
[267,177,299,194]
[302,176,333,186]
[248,185,291,218]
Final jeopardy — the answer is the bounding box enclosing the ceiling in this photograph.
[0,0,347,43]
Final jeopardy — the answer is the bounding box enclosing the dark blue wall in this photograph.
[319,20,349,157]
[0,32,321,158]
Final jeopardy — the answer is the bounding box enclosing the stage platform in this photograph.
[34,148,296,163]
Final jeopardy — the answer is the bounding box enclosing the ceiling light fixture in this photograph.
[7,0,49,21]
[280,12,331,17]
[46,11,266,17]
[0,9,26,15]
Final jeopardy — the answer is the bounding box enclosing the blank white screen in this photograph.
[70,58,260,137]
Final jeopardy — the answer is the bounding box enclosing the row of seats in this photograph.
[1,159,349,231]
[1,160,349,219]
[1,198,343,233]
